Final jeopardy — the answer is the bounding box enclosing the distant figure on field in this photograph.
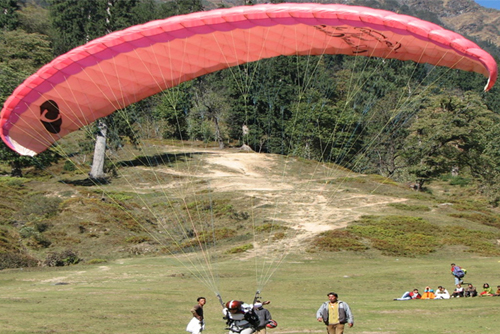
[421,286,435,299]
[450,263,465,285]
[480,283,494,296]
[316,292,354,334]
[464,284,477,297]
[451,284,464,298]
[493,285,500,296]
[434,286,450,299]
[186,297,206,334]
[394,289,421,300]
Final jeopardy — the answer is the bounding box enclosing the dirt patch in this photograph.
[143,149,407,257]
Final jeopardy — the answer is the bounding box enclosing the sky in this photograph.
[474,0,500,10]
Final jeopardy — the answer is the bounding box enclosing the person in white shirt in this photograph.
[434,286,450,299]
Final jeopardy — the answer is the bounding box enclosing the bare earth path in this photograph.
[151,147,407,256]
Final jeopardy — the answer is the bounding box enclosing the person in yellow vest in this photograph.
[316,292,354,334]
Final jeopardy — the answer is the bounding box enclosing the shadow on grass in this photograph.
[59,152,210,186]
[117,152,206,167]
[59,177,110,186]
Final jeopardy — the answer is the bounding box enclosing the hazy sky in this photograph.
[474,0,500,10]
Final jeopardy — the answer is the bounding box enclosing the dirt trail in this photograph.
[157,148,406,256]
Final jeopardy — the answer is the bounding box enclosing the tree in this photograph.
[475,123,500,205]
[190,79,230,148]
[152,82,193,140]
[49,0,140,55]
[48,0,206,180]
[49,0,142,180]
[0,142,60,177]
[0,0,20,30]
[89,119,107,180]
[402,91,497,190]
[17,2,51,35]
[0,29,57,176]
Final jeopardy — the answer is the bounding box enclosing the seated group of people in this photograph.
[395,283,500,300]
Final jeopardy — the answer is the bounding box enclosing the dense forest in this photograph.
[1,0,500,202]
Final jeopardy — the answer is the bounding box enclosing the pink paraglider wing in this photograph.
[1,3,497,156]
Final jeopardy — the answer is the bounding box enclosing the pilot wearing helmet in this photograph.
[223,300,260,334]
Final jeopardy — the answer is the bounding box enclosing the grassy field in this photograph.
[2,144,500,333]
[1,251,499,334]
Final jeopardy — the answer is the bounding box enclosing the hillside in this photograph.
[2,141,500,269]
[2,0,500,270]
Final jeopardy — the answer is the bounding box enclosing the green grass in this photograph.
[0,253,499,333]
[2,144,500,333]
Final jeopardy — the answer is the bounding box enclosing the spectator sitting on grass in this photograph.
[451,284,464,298]
[480,283,494,296]
[434,286,450,299]
[464,284,477,297]
[394,289,421,300]
[421,286,435,299]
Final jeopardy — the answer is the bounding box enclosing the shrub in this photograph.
[231,211,250,220]
[347,215,440,257]
[388,203,431,212]
[227,243,253,254]
[19,195,62,220]
[0,251,39,270]
[19,226,36,239]
[63,160,76,172]
[26,233,52,249]
[272,231,286,240]
[45,249,81,267]
[448,176,470,187]
[344,215,500,257]
[86,258,108,264]
[309,230,368,252]
[448,212,500,229]
[181,227,236,248]
[5,178,26,188]
[125,235,152,244]
[255,222,287,233]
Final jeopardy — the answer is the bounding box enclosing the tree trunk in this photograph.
[89,119,107,180]
[214,117,224,149]
[242,124,249,145]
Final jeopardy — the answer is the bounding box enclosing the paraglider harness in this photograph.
[218,292,261,333]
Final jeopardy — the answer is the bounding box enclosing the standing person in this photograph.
[254,300,272,334]
[450,263,465,285]
[316,292,354,334]
[186,297,206,334]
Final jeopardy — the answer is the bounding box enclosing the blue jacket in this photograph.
[316,301,354,325]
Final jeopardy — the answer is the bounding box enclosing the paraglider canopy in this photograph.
[1,3,497,156]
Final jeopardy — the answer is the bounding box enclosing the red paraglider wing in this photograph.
[1,3,497,156]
